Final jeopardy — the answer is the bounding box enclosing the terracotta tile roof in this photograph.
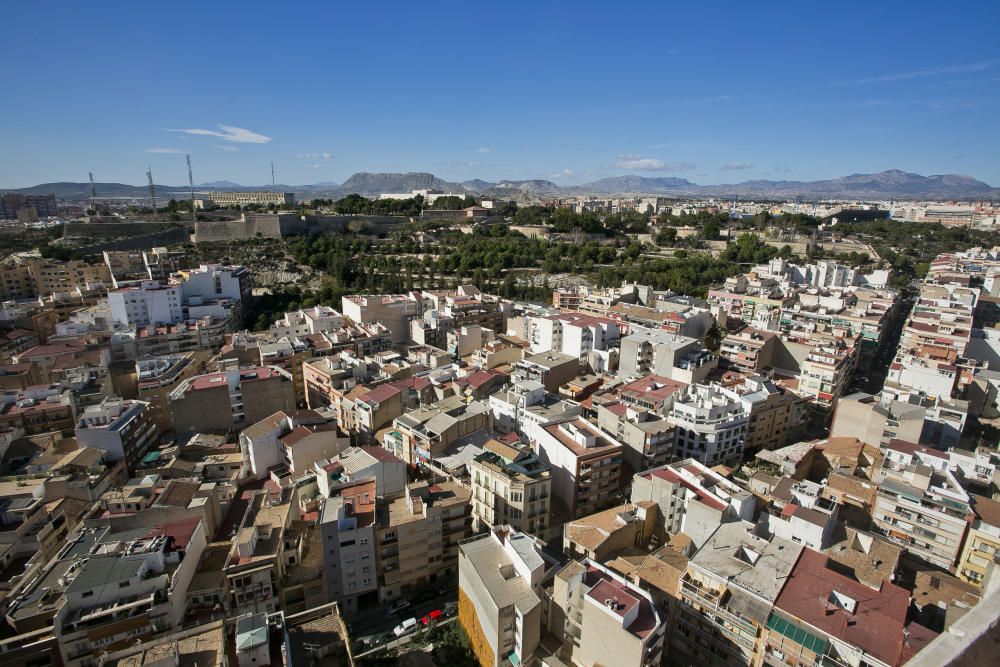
[280,423,339,447]
[618,374,686,402]
[393,376,432,391]
[773,548,909,667]
[580,566,658,639]
[155,480,201,508]
[147,516,201,551]
[498,431,520,445]
[971,494,1000,527]
[605,401,629,416]
[17,341,86,359]
[358,383,402,405]
[900,621,938,664]
[360,445,402,463]
[542,418,621,459]
[639,467,727,511]
[886,439,949,460]
[0,328,33,341]
[50,349,106,370]
[552,312,616,327]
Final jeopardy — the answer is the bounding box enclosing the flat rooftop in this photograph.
[460,534,542,616]
[690,521,802,603]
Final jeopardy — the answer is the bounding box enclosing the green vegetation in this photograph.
[720,233,781,264]
[278,226,784,305]
[419,622,478,666]
[310,193,425,217]
[427,195,478,210]
[831,219,999,286]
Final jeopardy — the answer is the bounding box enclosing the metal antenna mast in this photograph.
[186,154,197,222]
[271,162,275,188]
[146,167,157,218]
[88,172,97,213]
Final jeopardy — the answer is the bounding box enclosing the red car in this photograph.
[422,610,443,625]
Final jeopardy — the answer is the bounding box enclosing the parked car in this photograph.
[387,599,412,616]
[422,610,443,625]
[394,617,419,637]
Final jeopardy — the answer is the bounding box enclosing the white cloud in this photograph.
[611,154,695,171]
[297,151,334,160]
[165,124,271,143]
[721,161,754,171]
[215,145,240,152]
[548,169,575,179]
[477,147,490,154]
[311,163,323,169]
[836,59,1000,85]
[145,147,185,154]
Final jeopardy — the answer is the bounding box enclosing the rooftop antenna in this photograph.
[271,161,276,188]
[146,166,157,218]
[186,154,196,222]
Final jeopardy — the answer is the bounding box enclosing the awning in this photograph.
[141,451,162,464]
[726,587,771,624]
[766,613,828,655]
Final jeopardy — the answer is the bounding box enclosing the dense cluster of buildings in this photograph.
[0,242,998,667]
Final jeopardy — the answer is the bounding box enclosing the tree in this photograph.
[701,220,721,240]
[430,196,467,210]
[705,321,724,351]
[655,227,678,246]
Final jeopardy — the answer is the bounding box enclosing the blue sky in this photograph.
[3,0,999,188]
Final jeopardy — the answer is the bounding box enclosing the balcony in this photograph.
[681,580,758,637]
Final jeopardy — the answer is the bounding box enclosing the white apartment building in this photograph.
[873,442,972,571]
[525,312,620,359]
[458,530,550,667]
[270,305,345,337]
[320,479,377,615]
[239,409,329,478]
[342,293,426,344]
[797,339,858,410]
[470,440,552,538]
[108,281,183,327]
[107,265,251,328]
[618,327,716,381]
[179,263,252,305]
[533,417,624,520]
[667,383,749,467]
[488,379,582,442]
[631,459,756,549]
[314,446,407,499]
[549,558,665,667]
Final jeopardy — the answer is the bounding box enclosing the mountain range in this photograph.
[5,169,998,202]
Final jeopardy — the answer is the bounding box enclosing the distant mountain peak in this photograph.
[4,169,997,202]
[197,180,243,188]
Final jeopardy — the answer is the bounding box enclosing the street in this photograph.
[349,585,459,654]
